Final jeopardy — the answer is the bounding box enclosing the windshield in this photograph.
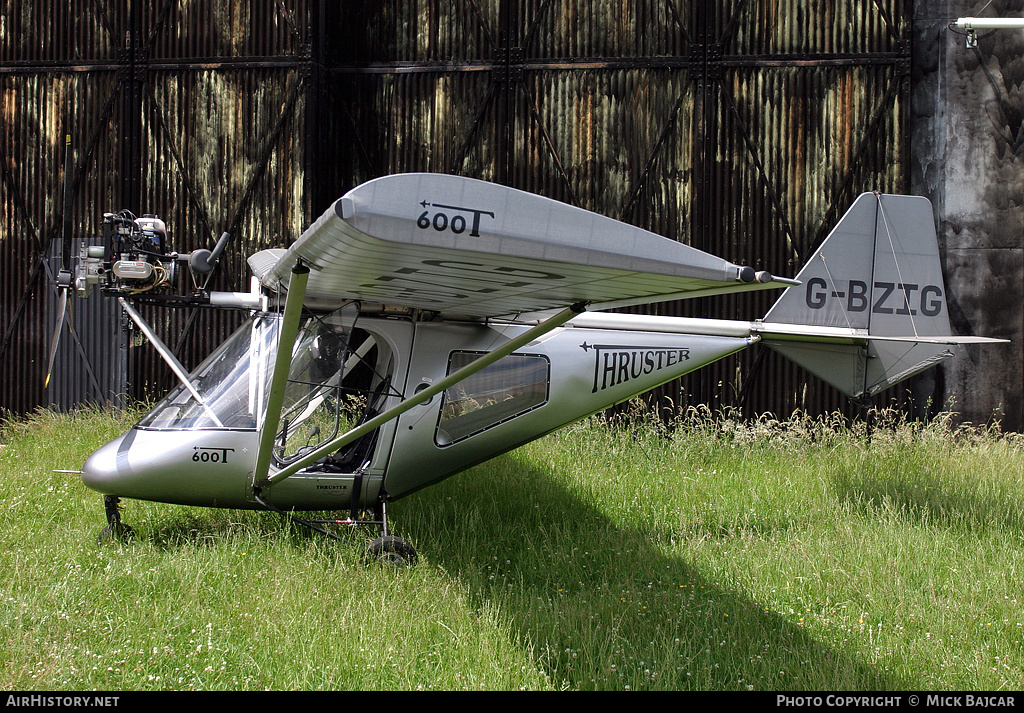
[136,309,395,458]
[137,314,281,430]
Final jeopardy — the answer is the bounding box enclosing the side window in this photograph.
[435,352,549,446]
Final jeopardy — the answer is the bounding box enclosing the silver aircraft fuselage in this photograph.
[81,310,754,512]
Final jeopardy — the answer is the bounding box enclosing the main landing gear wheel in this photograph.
[364,535,418,566]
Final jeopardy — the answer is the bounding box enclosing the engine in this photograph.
[74,211,177,298]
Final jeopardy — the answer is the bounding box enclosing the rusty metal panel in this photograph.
[0,3,124,64]
[0,72,55,415]
[0,1,311,64]
[330,1,498,63]
[518,0,692,59]
[140,68,309,256]
[2,0,915,420]
[149,0,311,61]
[700,64,906,274]
[323,69,500,194]
[0,68,125,414]
[722,0,908,56]
[512,68,696,223]
[1,3,318,414]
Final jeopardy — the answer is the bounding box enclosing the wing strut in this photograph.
[258,301,589,488]
[253,262,311,486]
[118,297,223,427]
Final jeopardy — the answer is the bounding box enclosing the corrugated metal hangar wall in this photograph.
[0,1,1016,428]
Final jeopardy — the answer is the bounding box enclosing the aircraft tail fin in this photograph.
[759,193,1002,401]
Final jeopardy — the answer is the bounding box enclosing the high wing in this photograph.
[253,173,795,317]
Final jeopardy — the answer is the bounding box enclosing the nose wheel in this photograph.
[97,495,134,542]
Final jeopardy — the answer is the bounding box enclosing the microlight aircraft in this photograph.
[57,173,1002,563]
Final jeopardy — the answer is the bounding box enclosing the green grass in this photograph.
[1,404,1023,690]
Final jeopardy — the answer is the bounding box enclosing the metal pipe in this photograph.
[955,17,1024,29]
[118,297,219,424]
[253,263,310,486]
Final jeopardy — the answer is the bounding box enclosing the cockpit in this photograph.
[136,309,397,471]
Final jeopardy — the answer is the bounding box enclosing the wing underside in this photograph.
[256,173,793,317]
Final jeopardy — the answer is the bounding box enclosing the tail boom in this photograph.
[564,192,1005,403]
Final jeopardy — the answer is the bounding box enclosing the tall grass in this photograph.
[1,405,1022,690]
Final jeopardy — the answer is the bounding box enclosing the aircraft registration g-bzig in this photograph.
[59,172,1002,563]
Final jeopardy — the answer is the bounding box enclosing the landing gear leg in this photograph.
[253,488,417,565]
[98,495,134,543]
[363,500,417,566]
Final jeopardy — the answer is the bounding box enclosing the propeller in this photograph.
[45,133,74,389]
[44,279,70,388]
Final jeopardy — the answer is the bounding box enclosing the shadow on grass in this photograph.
[394,453,906,691]
[142,510,269,549]
[85,491,379,565]
[832,468,1024,536]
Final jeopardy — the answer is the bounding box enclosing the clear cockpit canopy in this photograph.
[136,306,393,468]
[137,313,282,430]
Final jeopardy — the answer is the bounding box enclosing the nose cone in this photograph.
[80,432,133,495]
[80,427,260,508]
